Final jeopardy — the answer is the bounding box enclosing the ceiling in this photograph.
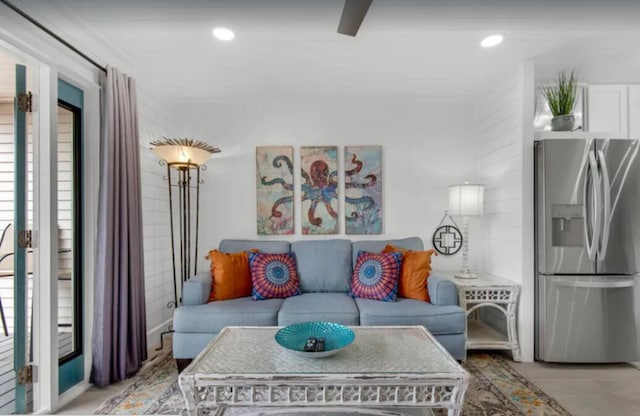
[9,0,640,101]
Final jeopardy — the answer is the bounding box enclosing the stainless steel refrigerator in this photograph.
[535,138,640,362]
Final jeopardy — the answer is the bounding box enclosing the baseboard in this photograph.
[147,318,173,353]
[47,380,90,414]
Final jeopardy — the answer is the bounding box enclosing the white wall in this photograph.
[535,38,640,85]
[171,95,478,275]
[475,62,535,362]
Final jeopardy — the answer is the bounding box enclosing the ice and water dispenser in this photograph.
[551,204,584,247]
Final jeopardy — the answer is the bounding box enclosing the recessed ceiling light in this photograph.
[212,27,235,41]
[481,34,503,48]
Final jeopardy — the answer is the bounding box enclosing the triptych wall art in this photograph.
[256,146,383,235]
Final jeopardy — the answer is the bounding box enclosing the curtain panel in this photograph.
[90,66,147,387]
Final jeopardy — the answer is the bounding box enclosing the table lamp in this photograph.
[449,180,484,279]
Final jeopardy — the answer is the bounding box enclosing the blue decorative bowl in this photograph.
[275,321,356,358]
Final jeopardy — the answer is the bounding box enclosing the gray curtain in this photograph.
[90,66,147,387]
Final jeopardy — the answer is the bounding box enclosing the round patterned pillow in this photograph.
[248,252,301,300]
[350,250,402,302]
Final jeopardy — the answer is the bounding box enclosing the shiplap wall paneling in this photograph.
[474,69,523,344]
[137,96,175,347]
[476,69,523,280]
[474,63,535,363]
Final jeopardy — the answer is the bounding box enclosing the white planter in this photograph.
[551,114,575,131]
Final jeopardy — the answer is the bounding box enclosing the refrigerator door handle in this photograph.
[583,150,601,261]
[552,278,635,289]
[596,150,612,260]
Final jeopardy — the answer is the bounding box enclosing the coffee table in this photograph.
[179,326,469,416]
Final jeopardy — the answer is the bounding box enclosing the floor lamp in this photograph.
[150,138,220,347]
[449,180,484,279]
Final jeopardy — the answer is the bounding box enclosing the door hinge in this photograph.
[17,229,32,249]
[17,91,32,113]
[17,364,36,385]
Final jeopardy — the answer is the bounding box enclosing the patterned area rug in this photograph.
[94,352,572,416]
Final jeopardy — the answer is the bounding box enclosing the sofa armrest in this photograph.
[428,273,458,306]
[182,271,212,305]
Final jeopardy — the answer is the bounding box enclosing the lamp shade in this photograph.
[150,137,221,168]
[152,145,213,167]
[449,182,485,216]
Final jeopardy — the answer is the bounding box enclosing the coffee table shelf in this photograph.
[179,326,469,416]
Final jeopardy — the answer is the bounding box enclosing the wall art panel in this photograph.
[345,146,382,234]
[256,146,294,235]
[300,146,339,234]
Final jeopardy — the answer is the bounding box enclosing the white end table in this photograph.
[447,272,521,362]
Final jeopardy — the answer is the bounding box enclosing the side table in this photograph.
[447,272,521,362]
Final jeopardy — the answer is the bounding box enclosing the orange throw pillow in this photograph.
[206,250,252,301]
[383,244,436,302]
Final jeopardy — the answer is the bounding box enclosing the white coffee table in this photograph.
[179,326,469,416]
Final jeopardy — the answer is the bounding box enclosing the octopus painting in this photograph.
[300,146,339,234]
[345,146,382,234]
[256,146,294,235]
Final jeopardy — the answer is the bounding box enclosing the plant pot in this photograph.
[551,114,575,131]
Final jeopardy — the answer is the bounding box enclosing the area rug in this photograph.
[94,352,572,416]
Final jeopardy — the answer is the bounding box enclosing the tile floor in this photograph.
[510,360,640,416]
[57,348,640,416]
[55,340,172,415]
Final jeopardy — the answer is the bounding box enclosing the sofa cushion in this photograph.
[249,252,301,300]
[173,297,283,333]
[352,237,423,265]
[278,293,360,326]
[355,297,466,335]
[350,251,402,302]
[206,250,253,301]
[291,239,352,292]
[219,239,290,254]
[383,245,436,302]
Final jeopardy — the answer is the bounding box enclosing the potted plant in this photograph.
[541,70,578,131]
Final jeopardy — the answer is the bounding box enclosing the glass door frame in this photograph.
[0,38,101,413]
[56,79,84,394]
[13,62,29,416]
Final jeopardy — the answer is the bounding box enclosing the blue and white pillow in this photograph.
[349,250,402,302]
[249,252,301,300]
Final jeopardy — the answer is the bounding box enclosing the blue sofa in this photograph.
[172,237,466,366]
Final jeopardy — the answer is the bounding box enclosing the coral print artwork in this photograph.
[345,146,382,234]
[256,146,295,235]
[300,146,339,234]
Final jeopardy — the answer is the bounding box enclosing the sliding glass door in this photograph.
[1,28,98,412]
[56,80,83,394]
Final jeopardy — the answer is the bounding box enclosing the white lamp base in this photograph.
[455,215,477,279]
[454,271,477,279]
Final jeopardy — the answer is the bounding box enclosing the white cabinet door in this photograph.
[629,85,640,139]
[587,85,628,137]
